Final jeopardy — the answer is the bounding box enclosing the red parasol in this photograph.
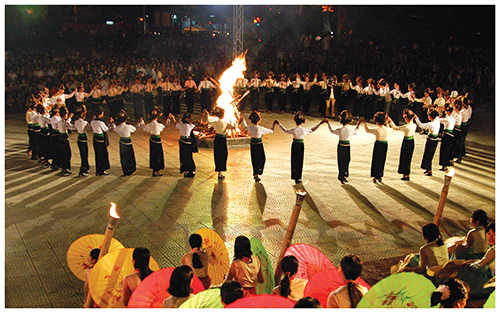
[284,243,335,279]
[303,268,371,308]
[127,267,205,308]
[225,294,295,308]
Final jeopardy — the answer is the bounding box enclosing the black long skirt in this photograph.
[93,134,110,174]
[149,136,165,172]
[77,135,90,174]
[459,123,469,157]
[251,139,266,176]
[214,135,228,172]
[32,126,41,159]
[451,127,462,159]
[291,141,304,180]
[421,137,439,171]
[398,138,415,175]
[40,128,51,160]
[59,135,72,171]
[180,138,196,173]
[119,138,136,175]
[337,144,351,180]
[51,132,61,166]
[278,92,287,111]
[439,132,454,167]
[371,141,388,179]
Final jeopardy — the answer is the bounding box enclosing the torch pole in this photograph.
[84,203,120,308]
[433,169,454,237]
[274,190,307,286]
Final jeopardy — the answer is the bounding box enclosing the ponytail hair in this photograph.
[279,255,299,298]
[132,247,153,281]
[340,254,364,308]
[422,223,444,246]
[339,110,353,125]
[188,234,204,269]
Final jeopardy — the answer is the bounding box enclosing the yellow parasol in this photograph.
[445,236,466,255]
[88,248,160,308]
[390,253,415,275]
[195,228,229,285]
[66,234,125,281]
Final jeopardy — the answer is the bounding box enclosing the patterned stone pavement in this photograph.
[4,102,495,307]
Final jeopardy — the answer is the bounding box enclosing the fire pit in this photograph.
[196,55,251,149]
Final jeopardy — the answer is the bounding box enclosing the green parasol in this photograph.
[179,288,224,308]
[484,290,495,308]
[357,272,437,308]
[250,237,274,295]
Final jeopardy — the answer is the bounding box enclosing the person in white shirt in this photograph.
[248,71,262,112]
[36,104,53,168]
[50,105,62,169]
[301,73,316,115]
[327,254,368,308]
[138,106,171,177]
[363,78,376,121]
[456,97,473,163]
[350,76,365,119]
[275,112,326,184]
[290,73,303,114]
[273,255,308,303]
[363,112,392,183]
[113,110,137,176]
[173,113,199,178]
[130,78,145,121]
[241,111,275,182]
[277,74,291,114]
[434,91,446,114]
[414,110,441,176]
[57,106,76,176]
[450,101,464,163]
[438,106,455,171]
[88,83,106,114]
[203,108,240,181]
[234,76,249,112]
[184,75,197,114]
[389,83,404,125]
[388,109,417,181]
[261,72,277,113]
[90,106,112,176]
[170,76,183,115]
[74,105,90,177]
[315,73,330,117]
[334,74,352,115]
[326,110,361,184]
[198,75,217,112]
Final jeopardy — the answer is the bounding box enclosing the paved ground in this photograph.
[4,99,495,308]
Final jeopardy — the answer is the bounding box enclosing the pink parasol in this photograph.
[127,267,205,308]
[284,243,335,279]
[303,268,371,308]
[225,294,295,308]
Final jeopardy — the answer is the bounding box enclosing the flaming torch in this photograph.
[98,202,121,260]
[274,189,307,285]
[433,168,454,236]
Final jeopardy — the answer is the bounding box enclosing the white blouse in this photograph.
[114,123,136,138]
[176,122,195,137]
[241,119,273,138]
[90,119,110,134]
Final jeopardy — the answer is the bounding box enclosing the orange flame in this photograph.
[109,202,120,219]
[215,54,246,126]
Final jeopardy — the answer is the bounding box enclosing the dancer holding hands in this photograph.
[388,108,417,181]
[325,110,361,184]
[362,112,392,183]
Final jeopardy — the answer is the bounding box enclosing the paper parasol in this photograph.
[128,267,206,308]
[484,276,495,289]
[179,288,224,308]
[484,290,495,308]
[66,234,125,281]
[304,268,371,308]
[284,243,335,279]
[445,236,466,255]
[195,228,229,285]
[225,294,295,308]
[390,253,415,275]
[88,248,160,308]
[250,238,274,294]
[357,272,436,308]
[427,259,476,278]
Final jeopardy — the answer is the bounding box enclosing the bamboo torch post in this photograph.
[433,169,454,237]
[84,202,120,308]
[274,190,307,286]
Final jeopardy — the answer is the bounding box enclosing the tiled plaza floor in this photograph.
[4,101,495,307]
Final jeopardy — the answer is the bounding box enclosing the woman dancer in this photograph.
[277,74,290,114]
[74,105,90,177]
[139,106,171,177]
[414,110,441,176]
[438,106,455,171]
[362,112,391,183]
[241,111,275,182]
[388,109,417,181]
[113,110,137,176]
[224,235,264,297]
[326,110,360,184]
[261,72,276,113]
[275,112,326,184]
[57,106,76,176]
[90,106,112,176]
[162,266,195,308]
[203,107,240,181]
[174,113,198,178]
